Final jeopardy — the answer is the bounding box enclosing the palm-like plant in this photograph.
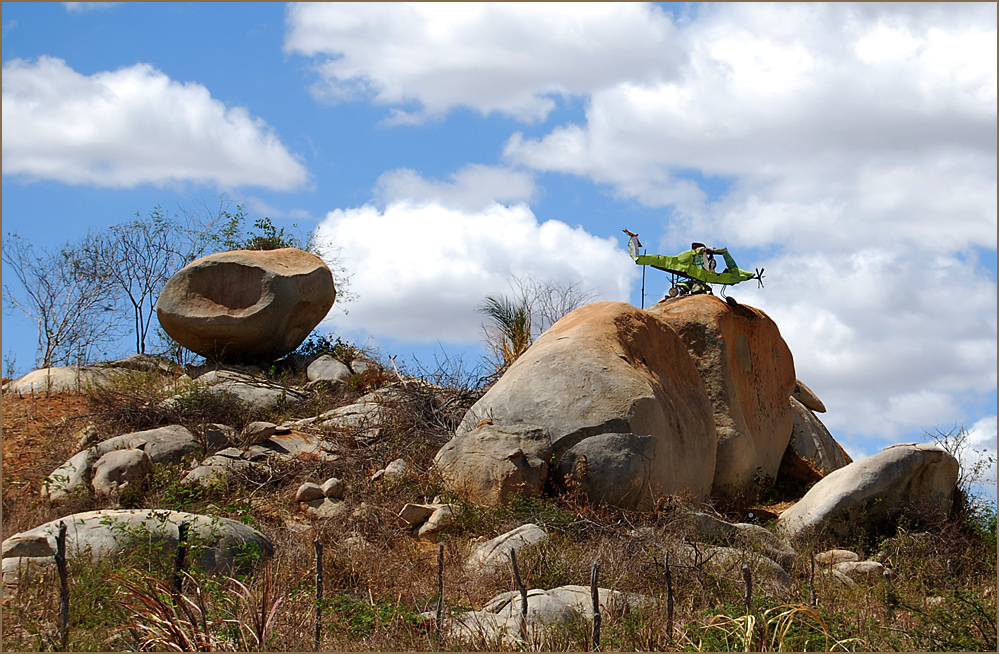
[477,295,532,373]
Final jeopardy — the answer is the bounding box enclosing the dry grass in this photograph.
[2,364,996,652]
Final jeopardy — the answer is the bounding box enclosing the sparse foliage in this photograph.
[477,275,596,375]
[2,232,122,368]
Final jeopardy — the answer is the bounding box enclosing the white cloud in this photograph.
[2,57,309,190]
[731,246,997,445]
[314,200,636,343]
[284,2,683,122]
[964,415,997,489]
[374,164,536,212]
[63,2,115,13]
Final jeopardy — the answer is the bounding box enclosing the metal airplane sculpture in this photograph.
[623,228,764,301]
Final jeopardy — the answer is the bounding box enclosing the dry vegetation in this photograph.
[1,358,996,652]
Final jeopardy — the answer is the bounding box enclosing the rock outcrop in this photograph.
[648,295,796,500]
[789,397,851,473]
[155,248,335,362]
[447,302,717,508]
[2,510,273,575]
[778,443,959,540]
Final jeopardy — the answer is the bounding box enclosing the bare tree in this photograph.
[81,208,187,355]
[2,233,122,369]
[478,275,597,376]
[510,274,597,339]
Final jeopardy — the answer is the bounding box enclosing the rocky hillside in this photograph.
[1,293,995,652]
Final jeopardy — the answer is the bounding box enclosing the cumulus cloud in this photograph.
[284,2,683,122]
[374,164,536,212]
[2,57,308,190]
[314,200,635,343]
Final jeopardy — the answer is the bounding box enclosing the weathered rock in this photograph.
[676,543,791,593]
[97,425,202,466]
[3,366,124,394]
[648,295,796,500]
[41,449,97,503]
[300,498,350,519]
[296,482,324,502]
[687,512,797,569]
[436,425,552,505]
[790,397,851,473]
[321,477,345,500]
[778,444,959,540]
[399,504,436,527]
[242,421,278,445]
[155,247,336,362]
[102,354,184,376]
[383,458,409,479]
[815,549,859,565]
[92,449,153,495]
[792,379,826,413]
[75,423,100,450]
[1,510,273,575]
[833,560,885,578]
[350,355,376,375]
[182,369,307,412]
[438,585,652,646]
[307,355,351,383]
[181,430,337,486]
[465,524,548,574]
[290,396,392,442]
[418,505,461,540]
[2,556,56,599]
[204,423,236,449]
[449,302,716,508]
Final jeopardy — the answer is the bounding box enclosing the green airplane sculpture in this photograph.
[623,228,764,299]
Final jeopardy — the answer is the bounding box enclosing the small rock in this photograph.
[321,477,345,500]
[296,482,324,503]
[383,458,409,479]
[75,423,99,450]
[466,524,548,574]
[815,549,859,565]
[418,505,461,540]
[243,421,278,445]
[822,568,858,588]
[399,504,436,527]
[833,560,885,578]
[300,498,350,519]
[371,469,385,482]
[204,423,236,449]
[92,449,152,496]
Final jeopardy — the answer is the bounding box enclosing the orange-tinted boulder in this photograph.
[156,248,335,362]
[443,302,717,508]
[648,295,796,500]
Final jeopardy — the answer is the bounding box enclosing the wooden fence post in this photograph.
[741,564,752,615]
[172,522,188,595]
[510,548,528,645]
[664,550,674,643]
[809,553,817,608]
[590,561,601,651]
[436,543,445,639]
[314,540,323,650]
[54,521,70,651]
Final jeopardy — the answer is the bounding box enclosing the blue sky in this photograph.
[3,3,996,488]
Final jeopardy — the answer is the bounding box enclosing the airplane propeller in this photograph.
[755,267,765,289]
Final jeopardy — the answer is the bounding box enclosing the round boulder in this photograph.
[155,248,335,362]
[447,302,716,508]
[648,295,796,500]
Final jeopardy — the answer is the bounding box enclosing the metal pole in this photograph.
[590,561,601,651]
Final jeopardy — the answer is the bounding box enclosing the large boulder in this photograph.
[91,449,153,495]
[435,425,552,505]
[155,248,335,362]
[778,443,959,541]
[648,295,796,500]
[3,366,124,395]
[789,397,851,473]
[2,509,273,575]
[447,302,716,508]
